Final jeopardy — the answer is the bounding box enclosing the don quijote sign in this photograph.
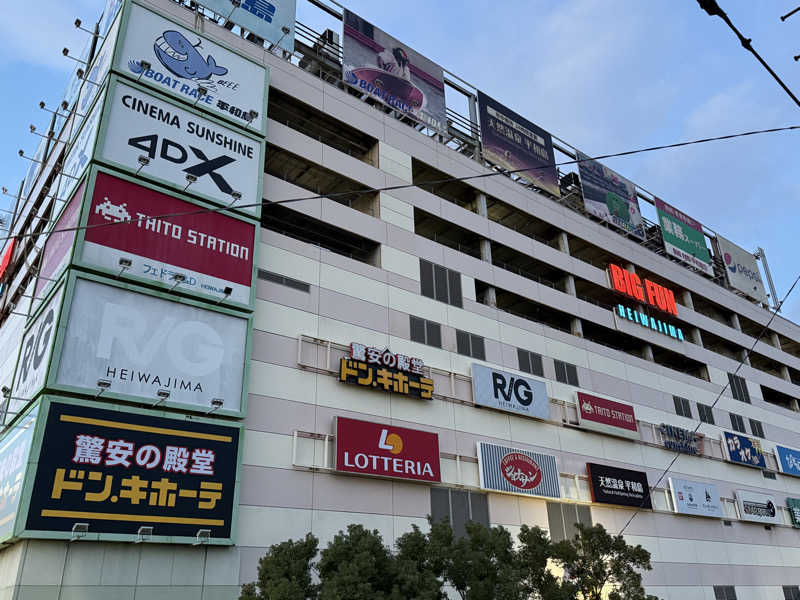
[576,392,638,440]
[339,343,433,399]
[335,417,440,483]
[98,79,262,216]
[81,171,255,305]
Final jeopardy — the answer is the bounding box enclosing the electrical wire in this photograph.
[3,123,799,247]
[617,271,800,536]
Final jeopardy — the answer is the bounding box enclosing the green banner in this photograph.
[655,198,713,275]
[788,498,800,528]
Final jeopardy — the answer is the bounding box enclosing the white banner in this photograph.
[98,80,262,215]
[118,4,267,133]
[716,235,768,304]
[55,279,247,411]
[471,363,549,420]
[735,489,782,525]
[668,477,722,518]
[12,287,64,403]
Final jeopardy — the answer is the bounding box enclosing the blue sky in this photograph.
[3,1,799,322]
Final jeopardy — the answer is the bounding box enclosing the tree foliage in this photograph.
[240,518,658,600]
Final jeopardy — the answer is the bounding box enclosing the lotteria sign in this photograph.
[335,417,440,483]
[576,392,638,439]
[608,264,677,316]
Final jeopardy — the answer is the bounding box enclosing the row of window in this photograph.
[673,395,764,437]
[717,586,800,600]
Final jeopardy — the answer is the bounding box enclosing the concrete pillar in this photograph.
[571,317,583,338]
[642,344,654,362]
[780,364,792,383]
[771,332,782,350]
[562,274,576,296]
[691,328,704,347]
[730,313,742,331]
[682,290,694,311]
[556,231,570,255]
[475,192,496,308]
[738,349,750,366]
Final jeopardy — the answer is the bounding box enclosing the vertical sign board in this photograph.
[54,277,248,414]
[198,0,296,53]
[0,407,38,542]
[476,91,560,197]
[576,151,644,240]
[80,171,256,306]
[342,10,446,132]
[335,417,440,483]
[587,463,651,509]
[471,364,549,420]
[735,490,782,525]
[722,431,766,469]
[77,8,121,126]
[654,198,713,276]
[716,235,768,304]
[477,442,560,499]
[97,78,263,217]
[11,287,65,405]
[115,3,268,134]
[776,445,800,478]
[576,392,638,440]
[787,498,800,528]
[21,399,241,542]
[668,477,722,518]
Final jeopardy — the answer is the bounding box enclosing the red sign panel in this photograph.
[577,392,638,439]
[336,417,441,483]
[608,263,677,316]
[0,238,15,281]
[35,183,84,299]
[501,453,542,490]
[82,172,255,304]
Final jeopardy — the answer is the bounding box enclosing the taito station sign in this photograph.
[577,392,638,440]
[335,417,440,483]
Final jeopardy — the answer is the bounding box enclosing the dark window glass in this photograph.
[426,321,442,348]
[674,396,692,418]
[730,413,746,433]
[547,501,592,543]
[546,502,565,543]
[749,419,764,438]
[456,330,471,356]
[420,260,434,299]
[554,360,567,383]
[555,361,579,386]
[420,259,464,307]
[456,330,485,359]
[410,316,426,344]
[430,489,489,538]
[518,349,544,377]
[566,364,578,386]
[714,586,737,600]
[448,270,463,308]
[783,586,800,600]
[410,316,441,348]
[450,490,470,539]
[728,373,750,403]
[430,488,450,524]
[257,269,310,293]
[434,264,449,303]
[471,334,486,361]
[698,403,715,424]
[469,493,489,528]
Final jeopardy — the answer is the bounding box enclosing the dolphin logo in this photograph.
[152,30,228,81]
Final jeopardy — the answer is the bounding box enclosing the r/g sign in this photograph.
[472,364,549,420]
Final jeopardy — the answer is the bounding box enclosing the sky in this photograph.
[2,0,799,321]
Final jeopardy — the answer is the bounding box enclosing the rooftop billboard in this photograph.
[199,0,296,53]
[716,235,768,304]
[655,198,713,276]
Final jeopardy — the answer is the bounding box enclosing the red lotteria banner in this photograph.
[608,264,677,316]
[577,392,638,439]
[336,417,441,483]
[81,172,255,304]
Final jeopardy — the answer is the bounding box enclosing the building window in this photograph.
[547,502,592,543]
[673,396,692,418]
[257,269,310,293]
[729,413,746,433]
[749,419,764,438]
[420,260,463,308]
[783,586,800,600]
[554,360,579,386]
[430,488,489,539]
[697,403,715,425]
[714,586,737,600]
[456,330,485,360]
[728,373,750,403]
[518,349,544,377]
[410,316,442,348]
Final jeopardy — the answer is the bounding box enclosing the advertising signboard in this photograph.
[97,78,263,216]
[587,463,651,509]
[471,363,549,420]
[716,235,768,304]
[787,498,800,528]
[21,399,241,542]
[614,305,685,341]
[776,445,800,478]
[339,343,433,399]
[576,151,644,239]
[342,9,446,132]
[576,392,638,440]
[608,264,678,316]
[659,424,704,455]
[77,9,121,131]
[116,3,268,133]
[735,489,781,525]
[722,431,765,469]
[199,0,296,53]
[54,277,248,413]
[11,286,65,403]
[477,442,560,499]
[668,477,722,518]
[335,417,440,483]
[0,407,38,542]
[476,91,559,197]
[655,198,713,275]
[80,171,256,306]
[20,137,48,205]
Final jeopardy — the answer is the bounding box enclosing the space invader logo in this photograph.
[242,0,277,23]
[95,198,131,223]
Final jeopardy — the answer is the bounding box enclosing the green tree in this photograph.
[552,523,657,600]
[239,533,319,600]
[516,524,574,600]
[393,524,447,599]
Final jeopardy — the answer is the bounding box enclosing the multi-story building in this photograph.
[0,0,799,598]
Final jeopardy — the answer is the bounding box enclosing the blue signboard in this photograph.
[723,431,765,469]
[200,0,296,52]
[776,445,800,477]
